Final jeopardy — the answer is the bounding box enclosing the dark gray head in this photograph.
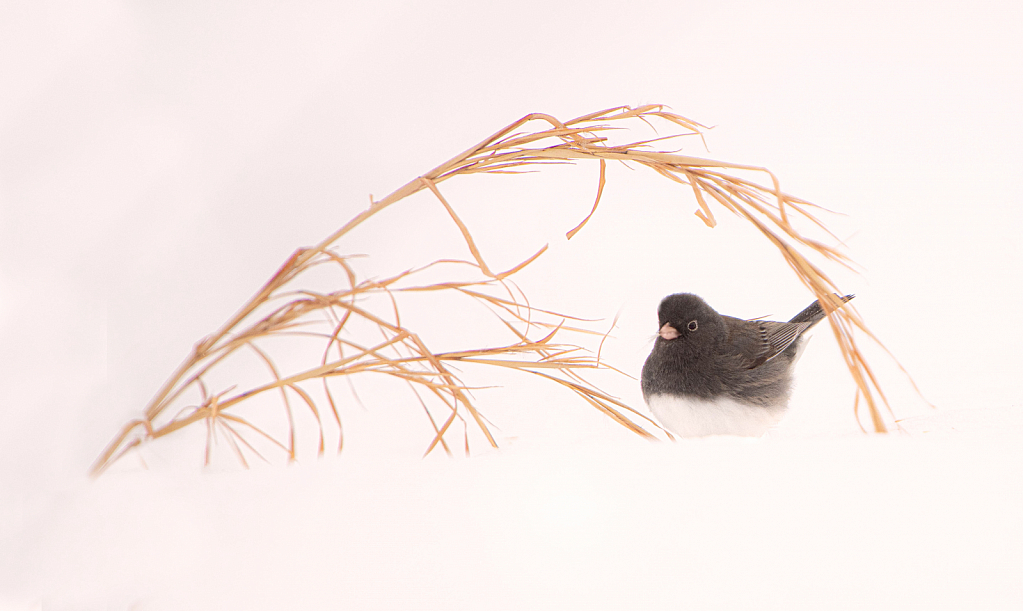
[655,293,726,357]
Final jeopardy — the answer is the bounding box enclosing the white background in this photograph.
[2,1,1021,609]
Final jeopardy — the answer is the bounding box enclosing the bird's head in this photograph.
[655,293,724,355]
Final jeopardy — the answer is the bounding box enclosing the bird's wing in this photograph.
[722,317,813,369]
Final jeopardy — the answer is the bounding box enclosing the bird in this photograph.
[641,293,854,438]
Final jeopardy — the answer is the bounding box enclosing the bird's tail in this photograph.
[788,294,855,327]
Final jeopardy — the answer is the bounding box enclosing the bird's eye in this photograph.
[687,320,698,331]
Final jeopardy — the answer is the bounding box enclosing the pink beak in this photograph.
[659,323,679,340]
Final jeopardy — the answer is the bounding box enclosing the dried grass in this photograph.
[91,104,903,475]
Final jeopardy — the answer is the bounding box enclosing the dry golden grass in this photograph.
[92,104,903,475]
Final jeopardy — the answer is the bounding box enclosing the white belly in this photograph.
[646,393,786,438]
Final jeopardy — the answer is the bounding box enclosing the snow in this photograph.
[3,1,1023,609]
[3,409,1021,610]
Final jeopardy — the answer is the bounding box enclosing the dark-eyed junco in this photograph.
[641,293,854,437]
